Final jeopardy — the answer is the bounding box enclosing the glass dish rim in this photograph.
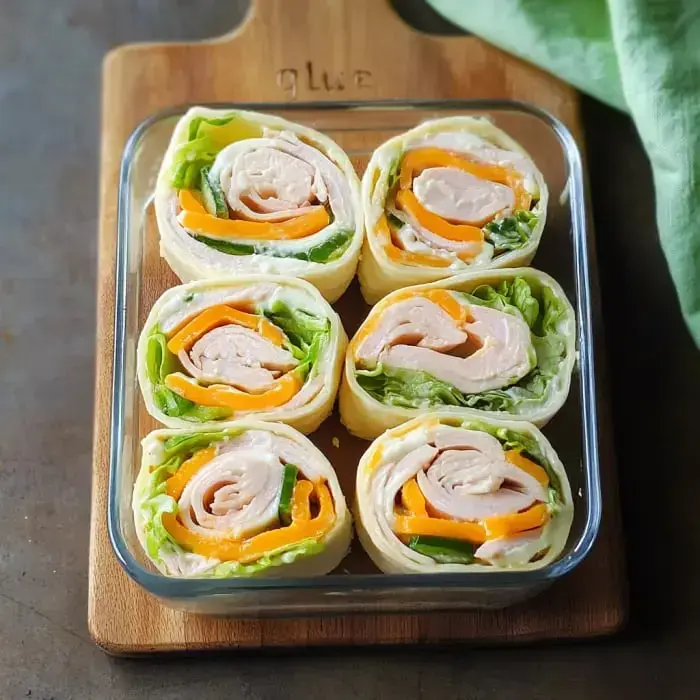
[108,97,602,599]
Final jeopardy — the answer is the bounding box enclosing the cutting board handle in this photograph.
[201,0,417,101]
[229,0,415,41]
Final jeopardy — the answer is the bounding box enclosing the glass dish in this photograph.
[108,99,601,616]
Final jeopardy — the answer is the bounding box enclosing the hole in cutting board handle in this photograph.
[389,0,468,36]
[239,0,468,40]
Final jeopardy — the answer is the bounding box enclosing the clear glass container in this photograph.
[109,100,601,615]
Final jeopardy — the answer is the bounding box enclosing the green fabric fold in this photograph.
[427,0,700,346]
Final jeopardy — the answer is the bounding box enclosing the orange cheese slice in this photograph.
[162,480,335,563]
[422,289,471,324]
[291,479,314,522]
[178,191,329,240]
[165,446,216,499]
[165,371,301,410]
[400,479,428,517]
[394,469,550,543]
[389,442,551,546]
[504,450,549,486]
[178,189,207,214]
[167,304,285,354]
[394,505,549,545]
[484,503,549,539]
[393,514,487,545]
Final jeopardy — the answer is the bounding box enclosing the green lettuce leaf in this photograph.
[161,430,233,462]
[146,327,232,422]
[356,364,548,413]
[265,300,330,347]
[534,286,567,336]
[461,277,540,328]
[531,287,568,375]
[187,116,235,141]
[356,365,468,409]
[484,210,539,252]
[170,114,262,189]
[461,369,549,412]
[171,154,215,190]
[357,277,569,414]
[163,397,231,422]
[143,493,179,561]
[136,460,181,560]
[210,538,325,578]
[385,153,402,192]
[511,277,540,328]
[264,300,331,380]
[193,228,353,264]
[294,332,327,379]
[146,328,179,383]
[532,334,566,376]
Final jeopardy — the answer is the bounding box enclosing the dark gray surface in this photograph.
[0,1,698,698]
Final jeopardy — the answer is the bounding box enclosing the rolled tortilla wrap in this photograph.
[358,117,548,304]
[138,275,347,434]
[355,413,573,574]
[155,107,363,303]
[133,422,352,578]
[340,268,575,439]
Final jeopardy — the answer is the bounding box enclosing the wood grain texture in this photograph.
[89,0,626,654]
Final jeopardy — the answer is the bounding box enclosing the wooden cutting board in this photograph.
[89,0,627,654]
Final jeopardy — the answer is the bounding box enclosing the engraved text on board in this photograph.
[277,62,373,99]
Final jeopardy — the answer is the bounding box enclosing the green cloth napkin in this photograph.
[427,0,700,345]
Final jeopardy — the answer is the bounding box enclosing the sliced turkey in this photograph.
[218,429,328,482]
[179,325,298,393]
[224,146,325,222]
[175,429,327,541]
[396,218,490,258]
[416,447,547,520]
[356,296,534,395]
[430,425,504,453]
[386,425,546,522]
[177,448,284,540]
[211,131,353,226]
[355,296,467,364]
[412,167,514,225]
[384,424,546,523]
